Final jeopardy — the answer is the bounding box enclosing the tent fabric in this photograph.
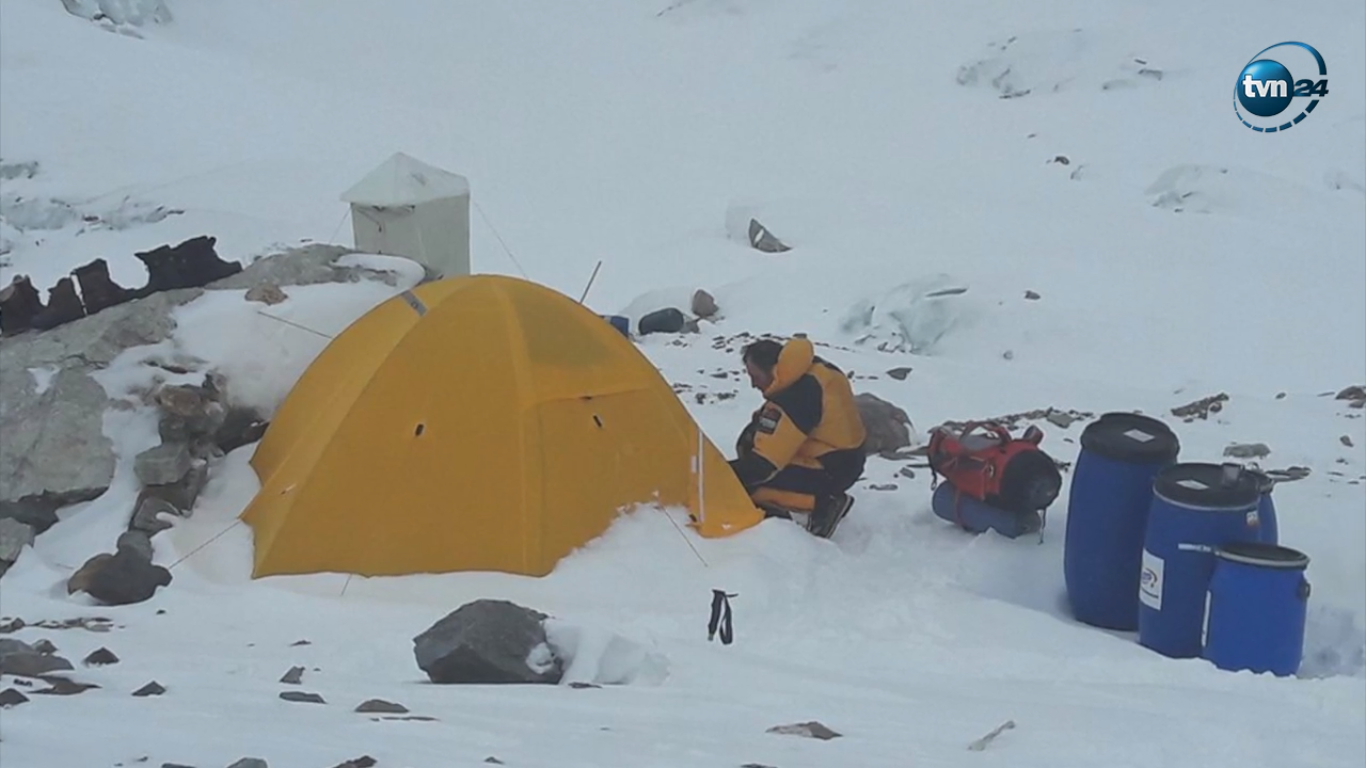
[340,152,471,207]
[241,274,763,579]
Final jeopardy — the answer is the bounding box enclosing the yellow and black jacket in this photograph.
[730,337,867,490]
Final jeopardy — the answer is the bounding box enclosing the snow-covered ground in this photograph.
[1,0,1363,766]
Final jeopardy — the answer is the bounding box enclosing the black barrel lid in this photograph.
[1154,462,1261,509]
[1242,468,1275,493]
[1216,541,1310,569]
[1079,412,1180,463]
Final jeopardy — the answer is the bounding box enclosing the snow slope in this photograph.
[1,0,1364,766]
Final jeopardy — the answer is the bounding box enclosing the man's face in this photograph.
[744,359,774,391]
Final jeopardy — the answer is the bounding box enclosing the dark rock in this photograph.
[855,393,915,455]
[355,698,408,714]
[67,548,172,605]
[568,681,601,689]
[637,307,687,336]
[1336,385,1366,401]
[1024,290,1041,300]
[32,675,100,695]
[0,651,73,677]
[0,495,64,534]
[898,466,917,479]
[130,496,180,535]
[289,639,312,647]
[748,218,791,253]
[886,366,912,381]
[484,759,504,766]
[214,407,270,453]
[413,599,562,685]
[132,681,166,697]
[767,720,842,740]
[134,442,192,487]
[225,759,269,768]
[1172,392,1229,421]
[83,647,119,666]
[0,518,35,563]
[31,639,57,654]
[139,461,209,514]
[72,258,134,315]
[869,483,897,491]
[0,275,45,336]
[331,757,376,768]
[691,289,718,318]
[279,691,325,704]
[132,236,242,296]
[31,276,86,331]
[117,530,155,562]
[1342,435,1355,447]
[0,688,29,707]
[161,764,196,768]
[279,666,304,685]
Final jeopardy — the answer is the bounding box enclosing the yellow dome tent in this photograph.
[240,274,763,578]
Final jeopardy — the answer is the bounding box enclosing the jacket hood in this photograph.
[763,336,814,396]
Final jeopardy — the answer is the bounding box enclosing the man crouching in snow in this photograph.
[729,337,867,538]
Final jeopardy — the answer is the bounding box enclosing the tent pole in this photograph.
[577,260,603,304]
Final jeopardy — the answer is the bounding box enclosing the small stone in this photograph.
[568,682,601,689]
[31,639,57,654]
[226,759,269,768]
[1275,392,1287,400]
[134,442,193,487]
[869,483,897,491]
[484,759,505,766]
[1051,155,1070,165]
[32,675,100,695]
[117,530,155,561]
[279,665,305,685]
[1224,442,1271,459]
[279,691,326,704]
[886,367,912,381]
[289,639,311,646]
[0,651,73,678]
[1024,290,1041,300]
[1341,435,1355,447]
[133,681,166,697]
[355,698,408,714]
[898,466,916,479]
[83,647,120,666]
[331,758,376,768]
[161,764,196,768]
[1335,385,1366,401]
[0,688,29,707]
[767,720,842,740]
[1002,350,1014,360]
[245,283,288,305]
[691,289,718,319]
[130,496,179,534]
[1045,411,1079,428]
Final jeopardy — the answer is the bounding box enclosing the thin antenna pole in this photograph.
[578,260,603,304]
[255,310,334,340]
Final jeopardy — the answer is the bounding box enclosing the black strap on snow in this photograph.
[708,589,736,645]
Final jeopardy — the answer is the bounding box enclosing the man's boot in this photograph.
[806,492,854,539]
[72,258,133,315]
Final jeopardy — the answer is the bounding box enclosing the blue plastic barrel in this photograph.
[1244,469,1279,545]
[1138,463,1263,659]
[932,482,1040,539]
[600,315,630,338]
[1203,542,1310,676]
[1064,412,1180,630]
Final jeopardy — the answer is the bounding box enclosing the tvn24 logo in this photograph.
[1234,42,1328,133]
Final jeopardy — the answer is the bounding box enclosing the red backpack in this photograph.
[927,421,1062,514]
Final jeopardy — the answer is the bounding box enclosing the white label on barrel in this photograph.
[1140,549,1164,610]
[1176,479,1209,491]
[1123,428,1155,443]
